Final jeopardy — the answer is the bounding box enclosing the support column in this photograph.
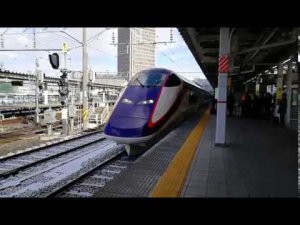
[245,83,249,93]
[82,28,89,130]
[47,124,52,136]
[274,64,284,118]
[255,78,260,96]
[61,108,68,135]
[102,91,106,102]
[35,73,39,124]
[286,59,293,126]
[215,27,230,146]
[43,83,48,105]
[69,117,74,133]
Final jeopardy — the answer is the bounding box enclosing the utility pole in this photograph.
[61,43,69,135]
[82,28,89,130]
[64,44,67,69]
[35,58,40,124]
[129,28,133,80]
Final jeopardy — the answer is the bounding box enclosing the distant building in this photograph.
[117,28,156,80]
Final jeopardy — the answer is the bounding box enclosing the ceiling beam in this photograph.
[232,38,296,56]
[201,48,219,54]
[197,34,219,43]
[201,56,218,64]
[246,28,279,62]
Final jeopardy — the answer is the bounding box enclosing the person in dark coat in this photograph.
[253,94,260,119]
[210,95,217,114]
[264,93,272,120]
[241,92,251,118]
[278,93,287,126]
[227,91,235,116]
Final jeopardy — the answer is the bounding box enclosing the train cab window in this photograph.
[165,74,181,87]
[129,70,166,87]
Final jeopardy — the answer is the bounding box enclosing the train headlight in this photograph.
[137,99,154,105]
[121,98,133,104]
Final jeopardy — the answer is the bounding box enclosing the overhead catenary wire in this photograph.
[0,28,112,57]
[87,45,117,57]
[156,46,175,63]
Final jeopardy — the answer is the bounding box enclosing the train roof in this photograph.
[174,72,211,94]
[138,68,211,94]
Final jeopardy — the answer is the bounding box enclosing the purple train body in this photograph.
[104,68,211,156]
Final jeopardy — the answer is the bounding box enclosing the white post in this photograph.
[35,58,39,124]
[129,28,134,80]
[47,124,52,136]
[82,28,89,130]
[70,117,74,133]
[286,59,293,126]
[215,28,230,146]
[102,91,106,102]
[274,64,284,118]
[44,90,48,105]
[61,108,68,135]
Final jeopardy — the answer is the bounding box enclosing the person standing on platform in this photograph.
[241,92,251,118]
[278,93,287,126]
[210,94,217,114]
[265,93,272,120]
[227,91,235,117]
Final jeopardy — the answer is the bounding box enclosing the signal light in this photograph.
[61,72,67,79]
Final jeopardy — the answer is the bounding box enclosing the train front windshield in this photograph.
[129,70,167,87]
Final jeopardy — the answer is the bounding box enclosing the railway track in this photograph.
[0,134,123,197]
[0,131,104,178]
[46,151,137,198]
[0,124,63,143]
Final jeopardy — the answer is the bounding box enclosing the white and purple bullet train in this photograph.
[104,68,211,156]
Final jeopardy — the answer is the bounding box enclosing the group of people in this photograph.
[237,91,287,126]
[211,90,288,126]
[238,92,273,119]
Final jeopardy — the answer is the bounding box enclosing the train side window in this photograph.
[165,74,181,87]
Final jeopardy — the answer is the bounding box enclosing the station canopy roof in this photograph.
[178,28,298,88]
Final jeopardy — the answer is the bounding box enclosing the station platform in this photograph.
[181,114,297,197]
[93,108,297,198]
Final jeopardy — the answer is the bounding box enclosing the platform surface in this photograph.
[181,116,298,197]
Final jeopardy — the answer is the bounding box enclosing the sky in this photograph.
[0,28,207,82]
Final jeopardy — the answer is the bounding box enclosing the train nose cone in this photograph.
[104,117,148,137]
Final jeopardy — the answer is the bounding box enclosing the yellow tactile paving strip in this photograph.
[150,108,210,197]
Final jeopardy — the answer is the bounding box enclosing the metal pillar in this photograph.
[286,59,293,126]
[215,28,230,146]
[255,78,260,96]
[129,28,134,80]
[61,108,68,135]
[82,28,89,130]
[35,69,39,124]
[244,84,248,93]
[69,117,74,133]
[274,64,284,118]
[43,83,48,105]
[102,91,106,102]
[47,124,52,136]
[64,51,67,70]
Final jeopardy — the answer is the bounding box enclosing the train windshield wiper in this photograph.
[135,78,145,88]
